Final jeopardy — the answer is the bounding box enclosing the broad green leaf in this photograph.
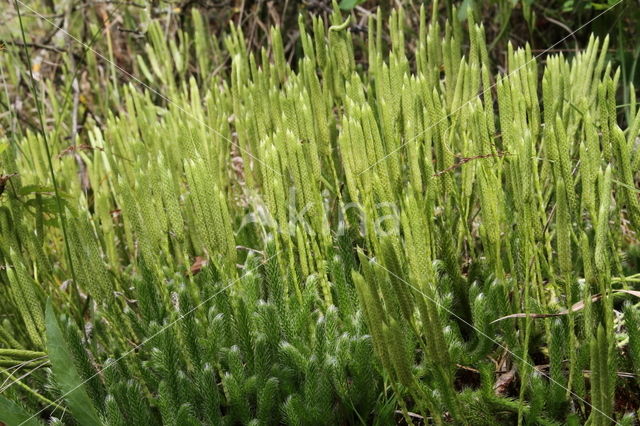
[338,0,363,11]
[18,185,55,196]
[458,0,474,21]
[0,395,41,426]
[25,196,71,214]
[45,301,102,426]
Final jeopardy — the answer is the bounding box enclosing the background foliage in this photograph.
[1,0,640,425]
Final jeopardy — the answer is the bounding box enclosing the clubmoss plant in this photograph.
[1,2,640,425]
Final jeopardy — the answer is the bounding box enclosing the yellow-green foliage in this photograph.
[1,3,640,425]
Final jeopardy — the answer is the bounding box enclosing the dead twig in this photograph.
[0,40,68,54]
[0,173,19,196]
[434,151,511,177]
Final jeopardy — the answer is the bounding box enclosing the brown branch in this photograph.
[0,39,68,54]
[433,151,511,177]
